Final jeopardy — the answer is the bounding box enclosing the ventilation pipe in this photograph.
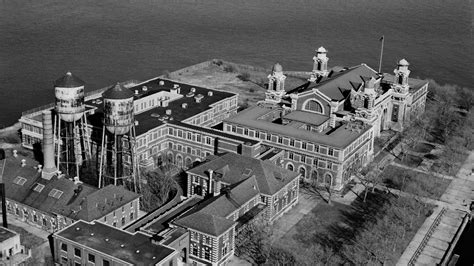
[42,110,57,180]
[208,169,213,196]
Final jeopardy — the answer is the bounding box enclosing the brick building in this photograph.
[0,227,30,264]
[223,47,428,190]
[1,151,140,232]
[53,220,178,266]
[172,153,300,265]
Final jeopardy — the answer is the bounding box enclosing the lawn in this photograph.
[5,224,46,249]
[381,165,451,199]
[274,189,434,264]
[412,142,436,153]
[395,153,424,167]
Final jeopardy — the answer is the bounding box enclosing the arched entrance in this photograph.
[311,170,318,184]
[185,157,192,169]
[298,166,306,179]
[324,173,333,187]
[176,154,183,168]
[287,163,294,171]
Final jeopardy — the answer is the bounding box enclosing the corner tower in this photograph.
[265,63,286,103]
[310,46,329,81]
[393,59,410,93]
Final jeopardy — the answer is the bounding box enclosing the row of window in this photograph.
[22,123,43,134]
[343,130,372,158]
[229,125,339,157]
[60,243,110,266]
[286,152,338,171]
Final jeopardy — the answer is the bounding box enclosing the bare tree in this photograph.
[139,169,178,212]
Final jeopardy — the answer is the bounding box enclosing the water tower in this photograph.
[98,83,139,190]
[53,72,91,178]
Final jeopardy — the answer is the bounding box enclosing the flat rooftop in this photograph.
[0,226,18,242]
[225,106,371,148]
[56,220,175,265]
[84,78,237,135]
[282,110,329,126]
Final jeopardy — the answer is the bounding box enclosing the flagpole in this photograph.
[378,35,384,74]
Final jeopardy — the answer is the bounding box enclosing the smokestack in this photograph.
[42,110,57,180]
[208,169,213,196]
[0,183,7,228]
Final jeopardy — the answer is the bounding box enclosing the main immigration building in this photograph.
[19,47,428,191]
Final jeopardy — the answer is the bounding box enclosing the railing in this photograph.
[408,207,447,265]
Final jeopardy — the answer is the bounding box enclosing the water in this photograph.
[0,0,472,127]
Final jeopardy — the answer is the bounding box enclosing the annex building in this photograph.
[223,47,428,189]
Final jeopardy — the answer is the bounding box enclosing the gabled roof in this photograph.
[187,153,298,195]
[287,64,379,101]
[54,72,85,88]
[2,152,139,222]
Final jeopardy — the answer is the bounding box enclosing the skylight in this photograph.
[48,188,64,199]
[12,176,27,186]
[33,183,45,193]
[243,169,252,176]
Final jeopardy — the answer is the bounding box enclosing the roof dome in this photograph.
[317,46,327,53]
[272,63,283,72]
[54,71,85,88]
[398,59,410,66]
[103,83,134,100]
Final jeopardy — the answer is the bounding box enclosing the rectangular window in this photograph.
[231,125,236,132]
[392,104,399,122]
[244,128,249,135]
[121,217,126,226]
[187,132,192,139]
[197,135,201,142]
[130,212,134,221]
[290,139,295,146]
[61,243,68,252]
[278,136,283,144]
[289,153,294,160]
[88,254,95,263]
[74,248,81,257]
[302,142,307,150]
[103,259,110,266]
[266,134,271,141]
[203,236,212,246]
[328,148,334,156]
[314,145,319,153]
[301,155,306,163]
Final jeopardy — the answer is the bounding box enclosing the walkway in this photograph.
[270,192,321,242]
[397,150,474,265]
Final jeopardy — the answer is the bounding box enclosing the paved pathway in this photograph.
[397,150,474,265]
[270,192,321,242]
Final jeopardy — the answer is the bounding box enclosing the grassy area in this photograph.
[275,189,434,264]
[168,60,307,110]
[381,165,451,199]
[395,153,424,167]
[6,224,46,249]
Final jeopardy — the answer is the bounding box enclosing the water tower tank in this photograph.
[103,83,135,135]
[54,72,85,122]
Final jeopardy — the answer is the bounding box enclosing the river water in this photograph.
[0,0,472,127]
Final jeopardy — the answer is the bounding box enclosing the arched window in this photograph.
[167,152,174,164]
[176,155,183,168]
[287,163,294,171]
[299,167,306,179]
[304,100,323,114]
[185,157,192,169]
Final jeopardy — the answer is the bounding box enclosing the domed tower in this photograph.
[53,72,91,178]
[98,83,139,190]
[265,63,286,103]
[310,46,329,81]
[393,59,410,93]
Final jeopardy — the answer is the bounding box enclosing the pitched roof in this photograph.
[174,211,235,236]
[1,152,139,222]
[287,64,379,101]
[54,72,85,88]
[187,153,298,195]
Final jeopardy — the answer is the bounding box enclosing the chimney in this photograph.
[166,109,172,115]
[13,150,17,157]
[21,159,26,167]
[42,110,57,180]
[208,169,213,196]
[142,86,148,91]
[207,91,213,97]
[159,80,165,86]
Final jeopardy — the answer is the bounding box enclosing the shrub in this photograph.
[223,65,235,73]
[237,72,251,81]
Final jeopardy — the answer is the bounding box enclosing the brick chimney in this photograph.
[41,110,57,180]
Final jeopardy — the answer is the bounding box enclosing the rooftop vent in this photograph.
[134,121,139,126]
[190,87,196,93]
[166,109,172,115]
[134,90,139,95]
[120,244,125,248]
[173,84,179,89]
[136,250,140,254]
[151,113,160,118]
[142,86,148,91]
[105,238,109,242]
[182,103,188,109]
[208,91,213,96]
[186,92,195,98]
[90,233,94,236]
[159,80,165,86]
[76,227,80,231]
[195,94,204,103]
